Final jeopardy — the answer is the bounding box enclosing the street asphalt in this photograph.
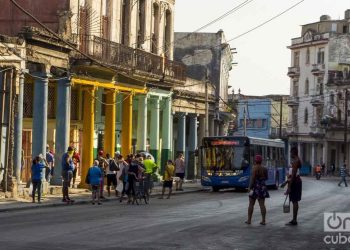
[0,177,349,250]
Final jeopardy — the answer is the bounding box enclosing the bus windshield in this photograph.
[201,146,246,171]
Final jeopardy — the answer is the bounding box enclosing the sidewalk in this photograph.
[0,181,205,212]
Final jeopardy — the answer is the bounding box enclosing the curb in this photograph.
[0,188,205,213]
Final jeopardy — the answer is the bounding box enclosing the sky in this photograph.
[174,0,350,96]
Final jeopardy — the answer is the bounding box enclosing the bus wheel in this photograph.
[212,186,220,192]
[273,174,279,190]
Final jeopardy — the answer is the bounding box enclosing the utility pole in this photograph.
[279,97,283,139]
[205,73,209,137]
[344,89,348,165]
[243,105,247,137]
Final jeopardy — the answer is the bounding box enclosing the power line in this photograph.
[181,0,306,61]
[228,0,306,41]
[165,0,254,53]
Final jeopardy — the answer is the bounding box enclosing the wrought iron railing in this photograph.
[72,34,186,82]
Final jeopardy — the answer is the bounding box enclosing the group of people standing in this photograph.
[30,143,187,205]
[85,151,186,205]
[30,146,80,203]
[246,147,302,226]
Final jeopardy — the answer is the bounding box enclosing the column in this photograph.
[198,115,205,147]
[14,72,24,182]
[136,95,147,152]
[187,114,198,179]
[79,88,95,188]
[104,90,116,155]
[176,112,186,155]
[322,141,328,166]
[311,143,316,174]
[219,123,225,136]
[121,93,133,157]
[209,115,215,136]
[52,78,71,185]
[150,97,160,164]
[297,143,302,162]
[161,97,172,171]
[287,143,291,166]
[32,72,50,160]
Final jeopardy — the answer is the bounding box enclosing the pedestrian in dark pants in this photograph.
[96,150,108,199]
[61,146,75,203]
[285,146,302,226]
[338,162,348,187]
[117,154,129,202]
[31,156,46,203]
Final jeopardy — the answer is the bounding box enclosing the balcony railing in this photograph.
[310,95,324,106]
[164,59,187,82]
[71,34,186,82]
[327,70,350,85]
[287,66,300,78]
[270,127,287,139]
[286,96,299,106]
[309,124,325,137]
[311,64,325,75]
[286,123,298,135]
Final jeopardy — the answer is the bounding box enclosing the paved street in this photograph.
[0,177,348,250]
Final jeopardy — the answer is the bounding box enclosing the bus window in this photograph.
[201,145,246,171]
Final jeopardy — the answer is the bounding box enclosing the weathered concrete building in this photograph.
[0,35,26,194]
[0,0,187,192]
[174,30,233,137]
[287,10,350,170]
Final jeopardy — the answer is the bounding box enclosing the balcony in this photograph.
[309,124,325,137]
[287,66,300,78]
[310,95,324,106]
[286,123,298,136]
[311,64,325,76]
[327,70,350,85]
[269,127,287,139]
[71,34,186,83]
[286,96,299,106]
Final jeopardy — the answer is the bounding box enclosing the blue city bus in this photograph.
[200,136,287,191]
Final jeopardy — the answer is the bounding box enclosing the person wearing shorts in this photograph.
[88,160,102,205]
[159,160,175,199]
[106,153,118,197]
[175,153,185,191]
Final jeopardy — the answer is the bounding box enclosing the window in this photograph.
[304,109,308,124]
[318,77,324,95]
[306,48,310,64]
[294,51,300,67]
[330,92,335,105]
[137,0,146,48]
[338,109,342,122]
[292,108,298,126]
[305,78,309,95]
[121,0,130,46]
[293,80,299,97]
[317,48,325,64]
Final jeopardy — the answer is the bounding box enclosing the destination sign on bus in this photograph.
[210,140,240,146]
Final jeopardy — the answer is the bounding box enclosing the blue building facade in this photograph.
[234,99,271,139]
